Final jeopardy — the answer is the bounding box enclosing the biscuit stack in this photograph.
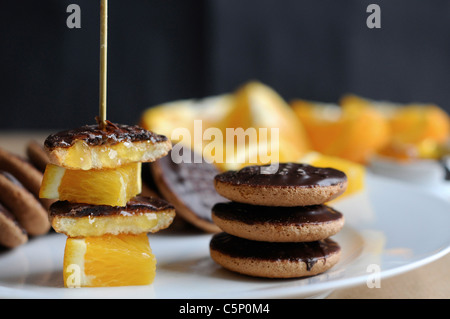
[0,147,51,248]
[39,122,175,287]
[210,163,347,278]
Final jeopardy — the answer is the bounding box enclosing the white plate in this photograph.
[0,173,449,299]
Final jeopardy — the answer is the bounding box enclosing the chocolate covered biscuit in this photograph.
[212,202,344,242]
[50,196,175,237]
[210,232,341,278]
[214,163,348,206]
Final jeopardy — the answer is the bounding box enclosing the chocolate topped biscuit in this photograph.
[43,121,172,170]
[212,202,344,242]
[50,196,174,218]
[213,202,343,225]
[215,163,347,188]
[150,149,225,233]
[210,232,341,278]
[214,163,348,206]
[44,121,168,149]
[49,196,176,237]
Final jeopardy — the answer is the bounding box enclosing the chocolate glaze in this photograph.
[154,149,228,222]
[212,202,343,226]
[49,196,174,218]
[215,163,347,188]
[210,232,340,271]
[44,121,168,149]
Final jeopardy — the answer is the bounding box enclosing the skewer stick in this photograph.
[99,0,108,129]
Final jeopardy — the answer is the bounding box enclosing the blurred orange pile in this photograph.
[140,81,450,199]
[292,94,450,164]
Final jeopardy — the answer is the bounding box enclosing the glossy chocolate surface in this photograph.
[49,196,174,218]
[210,232,340,270]
[44,121,167,149]
[212,202,343,225]
[215,163,347,188]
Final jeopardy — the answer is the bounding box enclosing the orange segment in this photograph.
[341,95,450,161]
[329,100,391,164]
[40,163,141,207]
[388,104,450,146]
[213,82,309,171]
[291,100,344,153]
[293,96,391,164]
[140,95,234,143]
[63,233,156,288]
[140,81,310,172]
[217,82,310,155]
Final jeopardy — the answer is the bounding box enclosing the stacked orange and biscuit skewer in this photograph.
[40,121,175,287]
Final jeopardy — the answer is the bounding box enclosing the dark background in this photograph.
[1,0,449,130]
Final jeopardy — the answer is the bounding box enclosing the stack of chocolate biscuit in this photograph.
[209,163,347,278]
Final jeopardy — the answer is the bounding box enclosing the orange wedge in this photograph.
[291,99,344,153]
[389,104,449,146]
[140,95,234,143]
[63,233,156,287]
[141,82,310,172]
[40,163,141,207]
[330,99,391,164]
[293,97,390,164]
[213,82,309,171]
[341,95,450,160]
[217,82,309,154]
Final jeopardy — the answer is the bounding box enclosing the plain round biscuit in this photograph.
[214,180,348,206]
[210,239,341,278]
[0,147,54,209]
[26,140,50,172]
[0,147,43,198]
[0,173,50,236]
[0,204,28,248]
[211,211,344,242]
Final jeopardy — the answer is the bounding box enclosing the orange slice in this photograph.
[294,97,391,164]
[140,95,234,143]
[217,82,310,154]
[388,104,450,145]
[63,233,156,288]
[40,163,141,207]
[330,99,391,164]
[291,99,344,153]
[141,82,309,172]
[212,82,309,171]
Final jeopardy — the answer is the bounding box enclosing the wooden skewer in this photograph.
[99,0,108,130]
